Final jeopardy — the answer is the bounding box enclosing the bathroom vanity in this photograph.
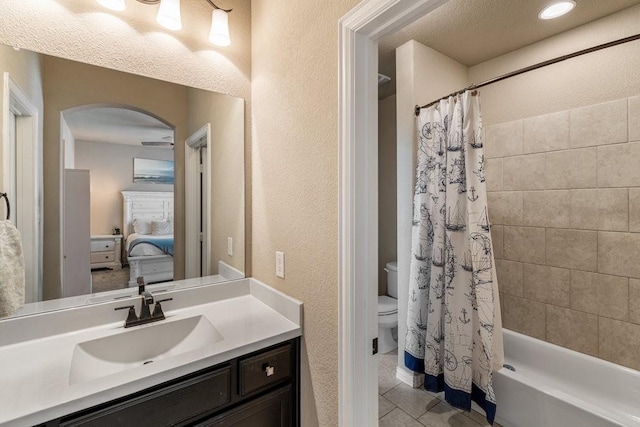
[0,278,302,427]
[42,338,298,426]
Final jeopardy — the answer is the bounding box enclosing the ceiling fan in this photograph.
[141,135,174,148]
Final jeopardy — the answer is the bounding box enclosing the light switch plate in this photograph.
[276,251,285,278]
[227,237,233,256]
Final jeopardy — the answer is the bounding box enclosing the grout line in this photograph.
[568,268,572,309]
[628,187,631,232]
[628,98,631,143]
[500,157,504,191]
[543,302,548,341]
[596,314,600,358]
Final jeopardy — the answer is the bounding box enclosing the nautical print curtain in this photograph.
[404,91,503,425]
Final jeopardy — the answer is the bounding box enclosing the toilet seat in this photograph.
[378,295,397,315]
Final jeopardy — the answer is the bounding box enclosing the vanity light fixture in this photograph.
[209,6,231,46]
[95,0,232,46]
[156,0,182,31]
[538,1,576,20]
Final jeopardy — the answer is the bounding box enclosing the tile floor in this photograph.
[378,349,501,427]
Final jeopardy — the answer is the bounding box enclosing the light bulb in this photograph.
[209,9,231,47]
[539,1,576,20]
[157,0,182,31]
[96,0,125,12]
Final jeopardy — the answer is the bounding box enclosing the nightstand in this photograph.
[90,235,123,270]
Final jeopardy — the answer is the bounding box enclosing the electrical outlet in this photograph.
[276,251,285,278]
[227,237,233,256]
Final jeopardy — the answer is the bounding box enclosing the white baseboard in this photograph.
[396,365,423,388]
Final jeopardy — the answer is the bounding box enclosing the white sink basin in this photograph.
[68,316,223,385]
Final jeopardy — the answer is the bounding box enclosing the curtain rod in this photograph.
[414,33,640,116]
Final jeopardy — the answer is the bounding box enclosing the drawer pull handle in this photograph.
[264,364,275,377]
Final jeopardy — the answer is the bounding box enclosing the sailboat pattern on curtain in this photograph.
[405,91,500,424]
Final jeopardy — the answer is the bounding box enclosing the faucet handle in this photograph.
[115,305,138,325]
[152,298,173,319]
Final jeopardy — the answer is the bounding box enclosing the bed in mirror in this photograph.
[0,43,245,319]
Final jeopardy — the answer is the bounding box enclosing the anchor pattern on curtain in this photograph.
[405,91,500,424]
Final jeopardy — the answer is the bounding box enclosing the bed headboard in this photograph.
[121,191,174,239]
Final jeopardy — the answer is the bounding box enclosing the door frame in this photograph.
[337,1,448,425]
[2,72,42,303]
[185,123,212,278]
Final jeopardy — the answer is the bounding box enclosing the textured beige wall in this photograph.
[251,0,360,425]
[378,95,397,295]
[74,141,174,236]
[42,56,187,299]
[187,88,245,274]
[0,0,253,281]
[470,5,640,369]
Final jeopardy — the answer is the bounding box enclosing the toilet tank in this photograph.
[385,261,398,298]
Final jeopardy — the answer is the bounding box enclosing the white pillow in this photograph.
[151,220,172,236]
[132,218,151,235]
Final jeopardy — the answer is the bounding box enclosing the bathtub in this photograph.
[492,329,640,427]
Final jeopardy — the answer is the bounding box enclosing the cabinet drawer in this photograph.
[90,252,114,263]
[62,366,231,427]
[141,260,172,274]
[196,385,291,427]
[239,343,291,396]
[91,240,115,252]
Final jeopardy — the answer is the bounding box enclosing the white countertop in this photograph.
[0,277,302,426]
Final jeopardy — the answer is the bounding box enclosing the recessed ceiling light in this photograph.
[539,1,576,20]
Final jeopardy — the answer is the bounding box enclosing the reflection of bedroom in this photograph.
[62,107,175,294]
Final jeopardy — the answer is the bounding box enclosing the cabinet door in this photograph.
[197,385,291,427]
[61,367,230,427]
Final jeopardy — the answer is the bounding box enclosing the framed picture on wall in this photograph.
[133,158,174,184]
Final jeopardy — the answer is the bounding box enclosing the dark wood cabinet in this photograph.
[43,338,299,427]
[239,343,292,397]
[195,386,291,427]
[61,367,231,427]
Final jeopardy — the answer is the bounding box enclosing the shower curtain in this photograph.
[404,91,503,424]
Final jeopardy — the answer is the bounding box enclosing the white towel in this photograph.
[0,220,25,317]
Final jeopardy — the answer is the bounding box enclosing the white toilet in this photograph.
[378,261,398,354]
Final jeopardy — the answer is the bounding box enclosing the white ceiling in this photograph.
[63,107,173,147]
[378,0,640,96]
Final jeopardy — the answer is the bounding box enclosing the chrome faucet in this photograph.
[114,277,173,328]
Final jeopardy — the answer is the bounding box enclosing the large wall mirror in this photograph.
[0,43,245,319]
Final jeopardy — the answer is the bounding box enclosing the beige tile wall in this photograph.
[487,96,640,371]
